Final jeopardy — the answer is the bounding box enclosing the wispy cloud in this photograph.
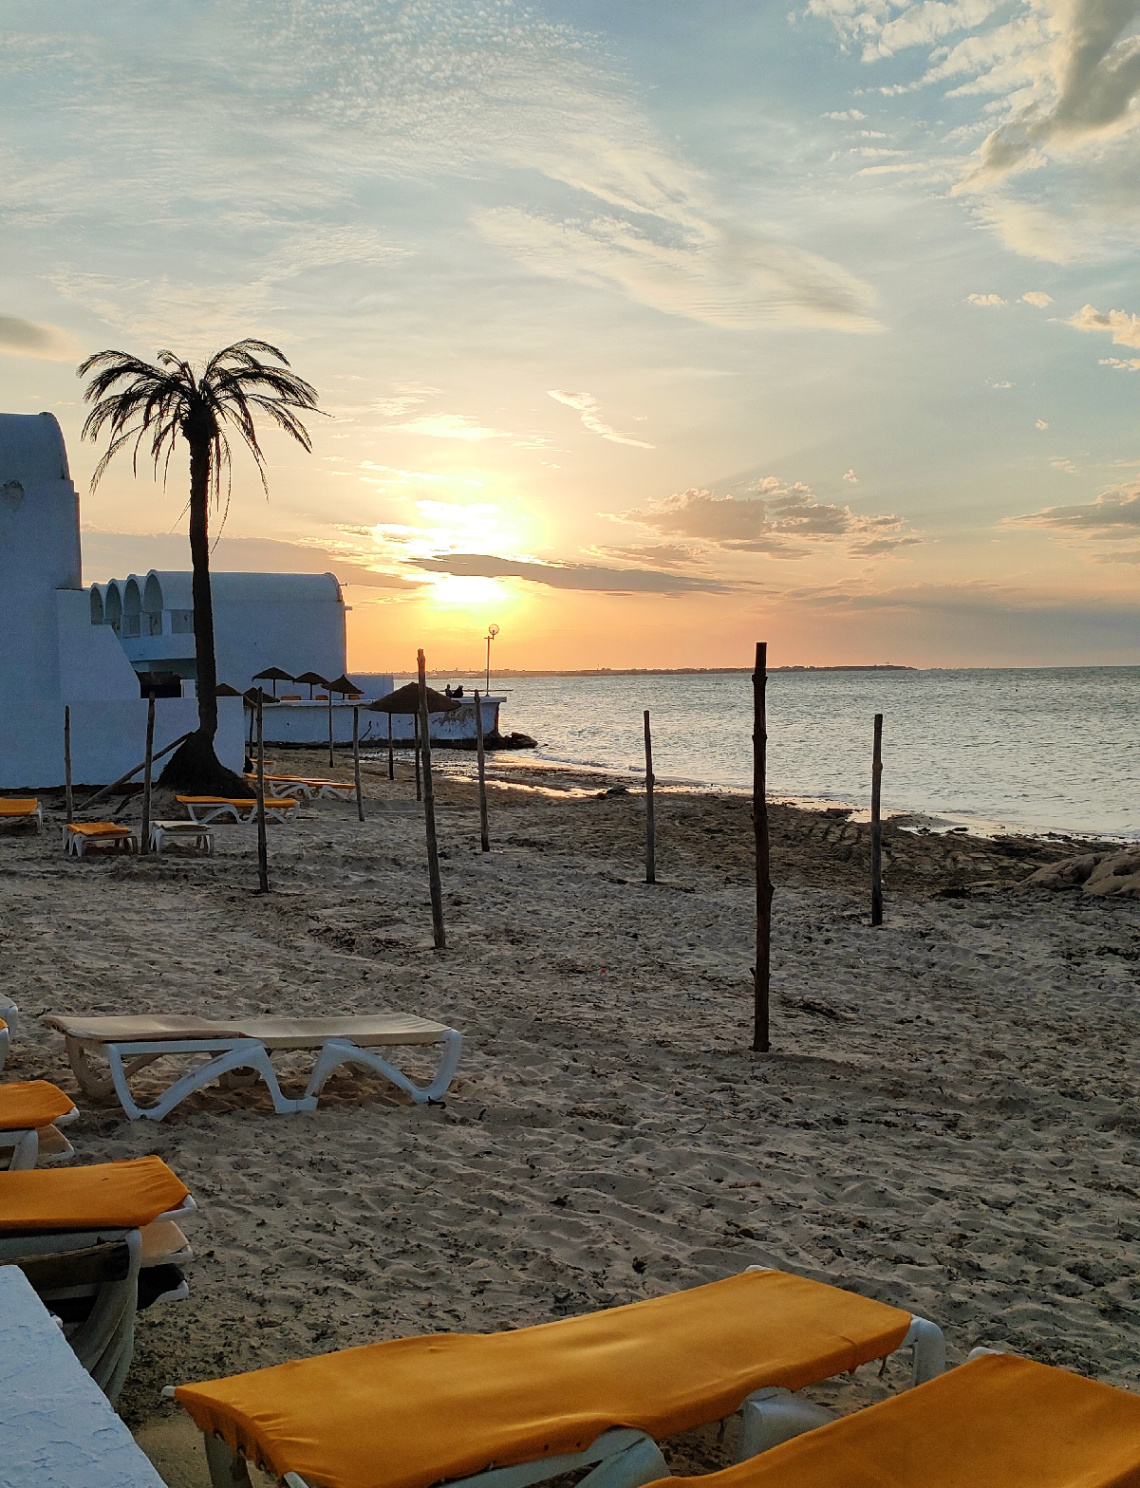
[1069,303,1140,349]
[385,414,519,442]
[1021,291,1053,307]
[967,293,1006,306]
[1010,484,1140,536]
[547,390,654,448]
[622,477,920,559]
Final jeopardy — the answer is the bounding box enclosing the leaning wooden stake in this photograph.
[418,650,446,949]
[327,690,335,769]
[353,706,365,822]
[644,709,656,884]
[753,642,772,1053]
[414,713,422,802]
[474,689,490,852]
[871,712,884,927]
[387,711,394,781]
[140,693,156,855]
[63,706,74,824]
[256,692,269,893]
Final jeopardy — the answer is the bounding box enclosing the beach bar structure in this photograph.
[91,570,349,695]
[0,411,243,788]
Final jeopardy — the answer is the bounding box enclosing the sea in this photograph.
[421,668,1139,842]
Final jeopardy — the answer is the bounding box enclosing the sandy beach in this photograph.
[2,751,1139,1485]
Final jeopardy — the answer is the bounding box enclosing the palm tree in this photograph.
[78,340,320,793]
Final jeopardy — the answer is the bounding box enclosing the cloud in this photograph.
[0,313,81,360]
[590,543,704,568]
[823,109,867,119]
[475,207,881,332]
[1102,356,1140,370]
[843,468,859,482]
[1021,291,1054,306]
[385,414,520,442]
[1068,303,1140,348]
[1010,484,1140,535]
[1036,418,1049,428]
[622,478,920,559]
[967,293,1006,306]
[79,531,418,589]
[409,552,731,594]
[547,390,654,448]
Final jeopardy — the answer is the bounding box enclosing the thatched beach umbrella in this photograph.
[253,666,293,699]
[215,682,243,697]
[327,674,362,698]
[367,683,461,792]
[293,670,328,700]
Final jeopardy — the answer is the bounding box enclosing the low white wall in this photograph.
[261,697,502,747]
[0,697,245,789]
[57,590,141,701]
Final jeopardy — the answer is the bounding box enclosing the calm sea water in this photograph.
[449,668,1138,841]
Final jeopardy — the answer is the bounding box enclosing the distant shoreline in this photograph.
[391,664,917,678]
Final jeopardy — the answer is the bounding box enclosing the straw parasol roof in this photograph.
[215,683,243,697]
[293,670,329,699]
[253,667,293,681]
[327,674,362,696]
[366,682,462,715]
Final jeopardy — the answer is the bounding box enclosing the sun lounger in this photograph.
[245,774,356,801]
[637,1351,1140,1488]
[0,796,42,832]
[0,1079,79,1169]
[43,1012,464,1121]
[64,822,138,856]
[0,1157,197,1405]
[174,1268,943,1488]
[177,794,299,823]
[148,819,215,855]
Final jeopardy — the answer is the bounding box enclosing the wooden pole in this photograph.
[414,713,422,802]
[644,709,656,884]
[418,650,446,949]
[327,689,335,769]
[474,690,490,852]
[753,642,772,1053]
[871,712,884,927]
[63,706,74,824]
[387,711,394,781]
[353,706,365,822]
[140,693,156,855]
[256,692,269,893]
[79,731,193,813]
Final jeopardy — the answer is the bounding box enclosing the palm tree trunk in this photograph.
[187,432,219,741]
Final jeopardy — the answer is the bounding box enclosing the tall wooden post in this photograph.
[871,712,884,927]
[327,690,335,769]
[353,706,365,822]
[414,714,422,802]
[753,643,772,1053]
[474,689,490,853]
[63,706,74,824]
[387,711,394,781]
[418,651,446,949]
[256,692,269,893]
[140,692,156,855]
[644,709,656,884]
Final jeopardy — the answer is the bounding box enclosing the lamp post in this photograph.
[484,624,499,695]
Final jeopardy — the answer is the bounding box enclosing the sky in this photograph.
[2,0,1139,672]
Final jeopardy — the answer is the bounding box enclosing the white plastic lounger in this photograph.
[0,797,42,833]
[43,1013,463,1122]
[176,795,299,824]
[149,819,215,856]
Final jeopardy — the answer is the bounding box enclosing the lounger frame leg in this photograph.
[1,1128,40,1170]
[204,1434,254,1487]
[303,1031,463,1106]
[737,1388,835,1459]
[101,1039,317,1121]
[902,1316,945,1385]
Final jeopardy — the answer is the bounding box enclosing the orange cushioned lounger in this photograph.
[0,798,38,816]
[0,1081,75,1131]
[641,1353,1140,1488]
[0,1154,189,1230]
[175,1270,913,1488]
[66,822,132,837]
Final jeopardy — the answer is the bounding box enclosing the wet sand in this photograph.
[1,749,1138,1485]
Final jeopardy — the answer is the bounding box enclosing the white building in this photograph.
[0,412,243,788]
[91,570,348,693]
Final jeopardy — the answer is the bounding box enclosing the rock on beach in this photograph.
[1028,851,1140,899]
